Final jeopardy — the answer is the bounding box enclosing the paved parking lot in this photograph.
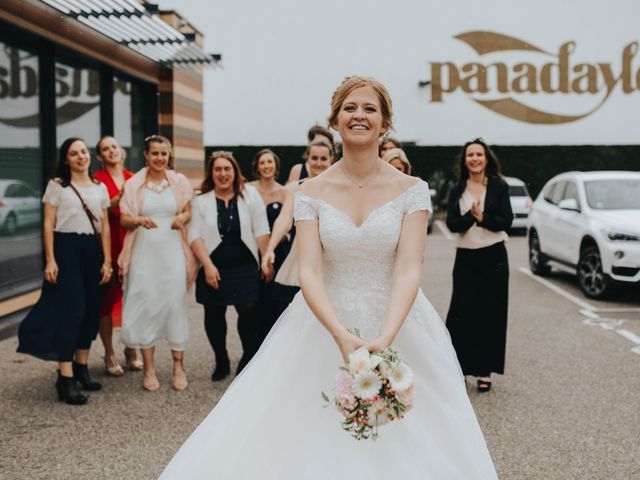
[1,226,638,479]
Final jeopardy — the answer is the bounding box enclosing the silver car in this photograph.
[0,179,41,235]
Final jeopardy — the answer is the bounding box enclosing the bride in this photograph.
[159,77,498,479]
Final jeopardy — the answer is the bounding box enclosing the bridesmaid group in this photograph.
[17,128,512,404]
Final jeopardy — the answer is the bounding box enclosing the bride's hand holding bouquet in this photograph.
[334,328,366,363]
[365,334,393,354]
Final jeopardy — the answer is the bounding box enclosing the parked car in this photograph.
[0,179,41,235]
[504,176,532,233]
[528,171,640,299]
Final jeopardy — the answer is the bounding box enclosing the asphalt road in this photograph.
[1,226,638,480]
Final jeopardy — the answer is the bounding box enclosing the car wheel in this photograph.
[577,245,613,299]
[3,213,17,236]
[529,231,550,276]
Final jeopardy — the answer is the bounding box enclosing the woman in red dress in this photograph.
[93,136,142,375]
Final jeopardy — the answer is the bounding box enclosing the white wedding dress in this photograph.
[159,181,498,479]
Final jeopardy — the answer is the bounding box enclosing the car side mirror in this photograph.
[558,198,580,212]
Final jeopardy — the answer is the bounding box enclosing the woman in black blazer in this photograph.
[445,138,513,392]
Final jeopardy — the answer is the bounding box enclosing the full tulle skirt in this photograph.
[159,290,498,479]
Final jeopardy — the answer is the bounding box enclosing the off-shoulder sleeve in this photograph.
[293,192,318,222]
[42,179,62,206]
[405,180,432,214]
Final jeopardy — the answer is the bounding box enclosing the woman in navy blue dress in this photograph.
[248,149,291,345]
[17,137,112,405]
[189,152,270,381]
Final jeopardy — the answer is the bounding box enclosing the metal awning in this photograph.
[40,0,221,67]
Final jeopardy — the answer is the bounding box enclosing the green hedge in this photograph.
[205,145,640,210]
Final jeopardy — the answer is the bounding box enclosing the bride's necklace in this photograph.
[146,178,169,193]
[341,159,382,189]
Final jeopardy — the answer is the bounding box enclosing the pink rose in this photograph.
[335,371,353,396]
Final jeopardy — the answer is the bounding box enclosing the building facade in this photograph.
[0,0,218,320]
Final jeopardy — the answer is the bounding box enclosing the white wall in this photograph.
[158,0,640,146]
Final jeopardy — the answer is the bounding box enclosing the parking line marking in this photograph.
[616,329,640,345]
[520,268,640,353]
[435,220,454,240]
[518,267,596,311]
[580,308,600,318]
[579,309,600,319]
[591,308,640,313]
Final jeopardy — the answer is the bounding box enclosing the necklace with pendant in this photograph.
[341,159,382,189]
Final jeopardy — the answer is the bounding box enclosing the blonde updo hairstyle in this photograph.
[327,76,393,135]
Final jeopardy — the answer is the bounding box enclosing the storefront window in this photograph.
[55,60,101,160]
[0,41,43,299]
[114,76,146,172]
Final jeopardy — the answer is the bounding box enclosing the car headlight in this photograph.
[604,230,640,242]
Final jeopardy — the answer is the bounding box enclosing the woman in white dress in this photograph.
[119,135,196,392]
[159,77,498,479]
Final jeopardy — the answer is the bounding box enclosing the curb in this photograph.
[0,309,27,342]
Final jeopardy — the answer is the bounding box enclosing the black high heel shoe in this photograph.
[73,361,102,391]
[55,371,88,405]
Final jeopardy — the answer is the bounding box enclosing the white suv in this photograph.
[528,171,640,299]
[504,176,532,232]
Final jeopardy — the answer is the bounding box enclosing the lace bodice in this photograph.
[293,180,432,338]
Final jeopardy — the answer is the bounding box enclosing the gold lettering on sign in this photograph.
[512,64,537,93]
[571,64,598,94]
[460,63,488,93]
[430,62,459,102]
[428,32,640,124]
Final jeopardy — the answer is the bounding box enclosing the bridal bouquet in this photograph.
[322,346,415,441]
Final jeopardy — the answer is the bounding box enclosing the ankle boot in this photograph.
[73,361,102,391]
[56,371,88,405]
[211,355,230,381]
